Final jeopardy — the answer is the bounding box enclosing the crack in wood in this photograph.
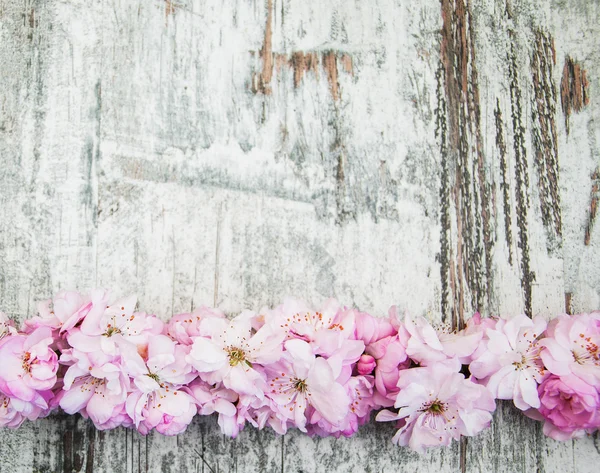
[585,168,600,246]
[438,0,492,326]
[495,99,513,266]
[560,56,590,135]
[509,35,534,318]
[531,30,562,245]
[435,62,451,323]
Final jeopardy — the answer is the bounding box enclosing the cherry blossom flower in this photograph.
[0,312,18,341]
[469,314,547,410]
[126,386,196,435]
[366,334,409,406]
[0,394,26,428]
[67,295,164,358]
[539,312,600,387]
[404,314,483,366]
[534,374,600,440]
[308,375,377,437]
[58,348,131,430]
[354,310,396,345]
[376,361,495,452]
[265,299,365,361]
[21,290,110,334]
[186,313,284,397]
[125,335,197,435]
[166,306,226,346]
[185,379,246,437]
[265,339,350,432]
[0,327,58,410]
[3,288,600,446]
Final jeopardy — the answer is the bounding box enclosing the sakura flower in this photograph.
[125,335,197,435]
[22,290,110,334]
[67,295,164,358]
[535,374,600,441]
[166,307,226,345]
[265,339,350,432]
[0,312,18,341]
[126,335,196,388]
[58,350,130,430]
[404,314,483,366]
[0,389,54,427]
[470,314,547,410]
[237,395,289,435]
[186,313,284,397]
[353,311,396,345]
[185,379,246,437]
[126,385,196,435]
[0,394,26,428]
[366,333,409,406]
[308,375,377,437]
[265,298,364,361]
[0,327,58,409]
[539,312,600,387]
[376,361,495,452]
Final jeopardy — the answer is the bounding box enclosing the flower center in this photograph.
[421,399,447,415]
[22,352,32,373]
[102,324,122,337]
[226,347,247,366]
[146,373,161,383]
[292,378,308,393]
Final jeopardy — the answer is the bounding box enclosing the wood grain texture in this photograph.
[1,0,600,471]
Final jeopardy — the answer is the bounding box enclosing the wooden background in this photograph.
[1,0,599,471]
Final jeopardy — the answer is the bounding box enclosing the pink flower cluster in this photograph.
[0,291,599,451]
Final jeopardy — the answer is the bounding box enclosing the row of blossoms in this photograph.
[0,290,599,452]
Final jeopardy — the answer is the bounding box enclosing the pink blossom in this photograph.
[125,335,196,390]
[264,299,364,361]
[536,374,600,440]
[0,394,26,428]
[353,311,395,345]
[237,395,289,435]
[463,313,498,364]
[23,290,110,334]
[308,375,377,437]
[166,307,226,345]
[58,349,130,430]
[67,295,164,358]
[265,339,350,432]
[404,315,483,366]
[0,327,58,409]
[0,312,18,341]
[376,361,495,452]
[186,313,284,397]
[185,379,246,437]
[539,313,600,387]
[126,386,196,435]
[366,333,409,406]
[470,314,547,410]
[124,336,197,435]
[84,403,133,430]
[0,391,52,427]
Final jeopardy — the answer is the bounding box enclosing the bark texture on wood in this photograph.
[1,0,600,471]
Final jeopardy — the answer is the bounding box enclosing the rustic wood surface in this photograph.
[1,0,599,471]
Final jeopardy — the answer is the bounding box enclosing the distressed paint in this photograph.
[1,0,600,472]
